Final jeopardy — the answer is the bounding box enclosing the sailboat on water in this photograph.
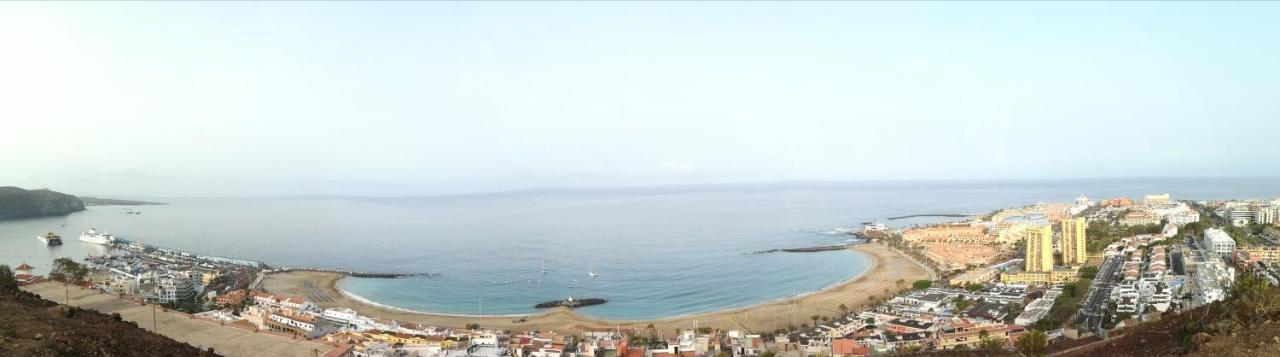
[540,259,548,275]
[588,261,599,279]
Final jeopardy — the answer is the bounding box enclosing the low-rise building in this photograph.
[1236,246,1280,266]
[936,319,1025,350]
[1013,290,1060,326]
[214,289,247,306]
[999,266,1079,285]
[1120,211,1159,226]
[268,312,316,335]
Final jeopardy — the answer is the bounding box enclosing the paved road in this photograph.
[249,272,265,291]
[22,282,333,357]
[1077,255,1123,333]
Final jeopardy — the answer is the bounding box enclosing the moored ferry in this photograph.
[861,221,888,232]
[79,228,117,245]
[36,232,63,245]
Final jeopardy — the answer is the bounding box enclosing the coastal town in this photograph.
[7,193,1280,357]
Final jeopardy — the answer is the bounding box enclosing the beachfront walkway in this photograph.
[21,282,333,357]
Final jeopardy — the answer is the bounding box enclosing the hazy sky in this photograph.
[2,2,1278,196]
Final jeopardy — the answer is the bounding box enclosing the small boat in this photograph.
[37,232,63,245]
[588,261,599,279]
[540,259,548,275]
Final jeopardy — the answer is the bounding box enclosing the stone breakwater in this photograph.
[751,243,860,254]
[276,268,441,279]
[534,298,607,309]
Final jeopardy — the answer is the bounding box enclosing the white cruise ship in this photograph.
[79,228,117,245]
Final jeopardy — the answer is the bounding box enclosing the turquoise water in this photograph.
[1,178,1276,319]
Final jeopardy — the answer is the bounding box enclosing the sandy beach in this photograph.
[261,242,928,334]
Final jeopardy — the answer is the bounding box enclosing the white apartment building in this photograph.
[323,307,359,323]
[323,307,377,330]
[1202,228,1236,256]
[280,296,312,311]
[1255,206,1278,225]
[154,274,198,303]
[1222,207,1254,227]
[1167,210,1201,225]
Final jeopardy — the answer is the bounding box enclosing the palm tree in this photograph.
[811,315,820,326]
[838,303,849,314]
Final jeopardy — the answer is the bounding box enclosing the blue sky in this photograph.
[1,2,1277,196]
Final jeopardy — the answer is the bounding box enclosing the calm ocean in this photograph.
[1,178,1276,319]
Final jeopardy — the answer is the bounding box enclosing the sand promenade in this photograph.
[262,242,928,334]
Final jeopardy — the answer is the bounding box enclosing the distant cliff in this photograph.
[0,187,87,218]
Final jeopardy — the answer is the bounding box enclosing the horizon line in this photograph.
[66,174,1280,200]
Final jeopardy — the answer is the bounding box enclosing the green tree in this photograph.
[1079,266,1099,279]
[965,283,985,292]
[980,338,1004,350]
[838,303,849,314]
[1003,303,1024,324]
[954,296,971,312]
[1016,330,1048,356]
[912,280,933,290]
[811,315,820,326]
[760,351,776,357]
[0,265,17,294]
[51,257,88,284]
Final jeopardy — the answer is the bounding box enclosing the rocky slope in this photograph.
[0,288,220,356]
[0,187,86,218]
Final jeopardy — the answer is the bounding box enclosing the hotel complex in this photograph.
[1023,225,1054,273]
[1060,217,1087,266]
[1000,219,1083,285]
